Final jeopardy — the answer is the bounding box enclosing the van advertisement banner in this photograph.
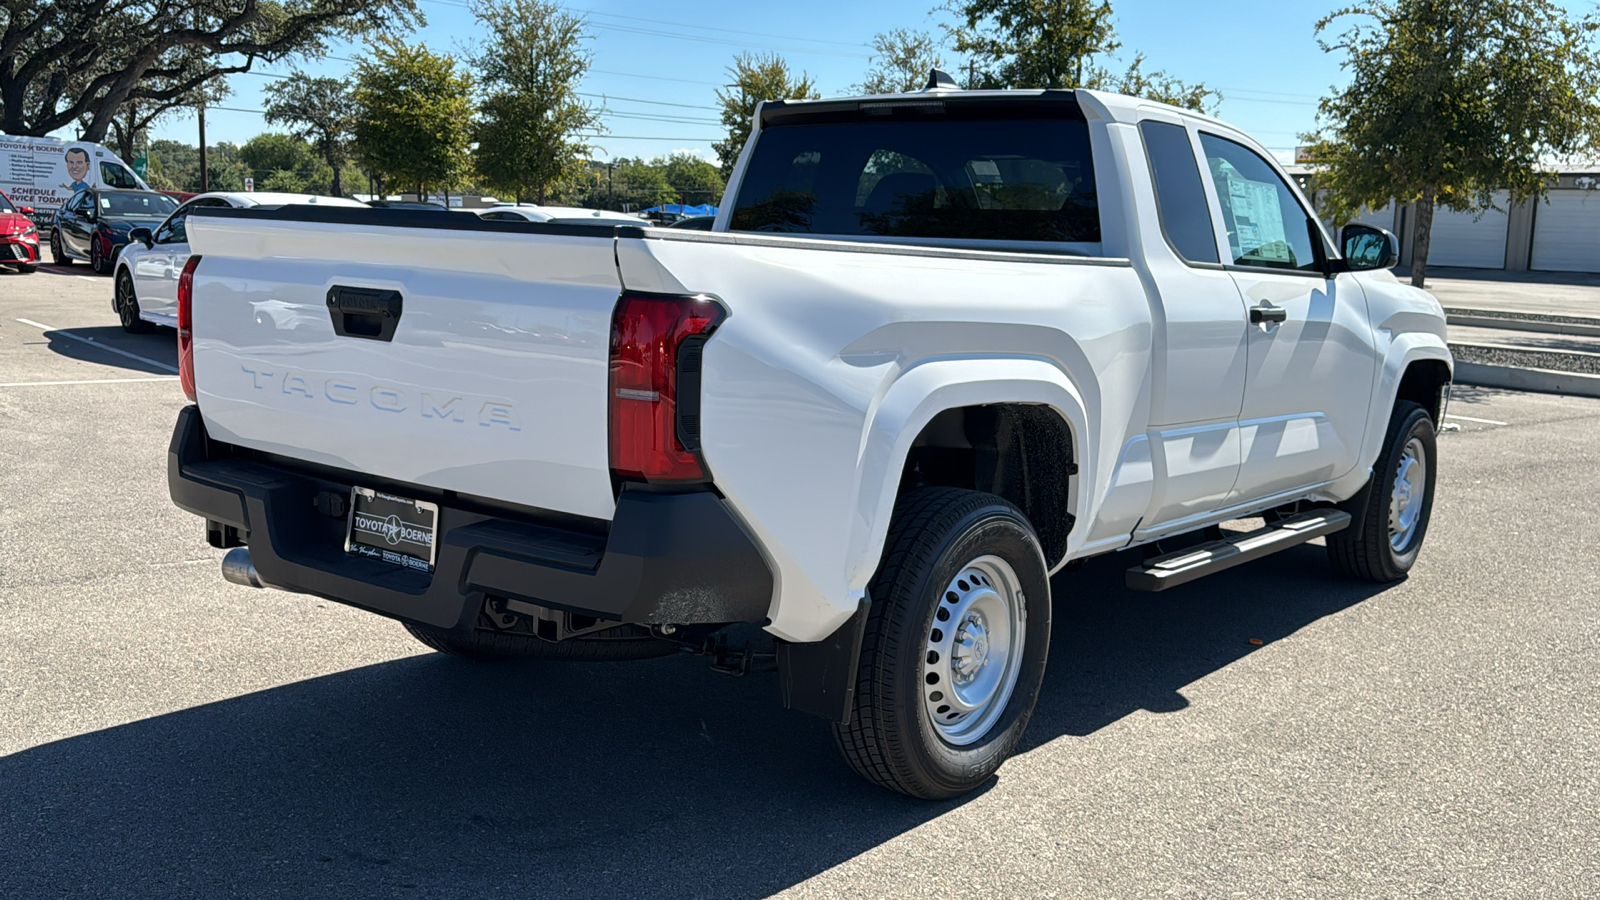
[0,138,144,216]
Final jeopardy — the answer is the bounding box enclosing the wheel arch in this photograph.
[1331,335,1453,501]
[847,358,1091,591]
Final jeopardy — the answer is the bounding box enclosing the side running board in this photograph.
[1125,510,1352,592]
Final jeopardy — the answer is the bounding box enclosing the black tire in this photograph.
[50,231,70,266]
[91,238,110,275]
[115,270,155,333]
[833,487,1051,800]
[16,263,37,274]
[403,621,679,662]
[1327,401,1438,582]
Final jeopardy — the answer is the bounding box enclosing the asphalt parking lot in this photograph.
[2,263,1597,898]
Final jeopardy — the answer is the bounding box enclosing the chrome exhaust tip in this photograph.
[221,546,265,589]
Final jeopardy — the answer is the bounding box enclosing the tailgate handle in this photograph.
[326,286,403,342]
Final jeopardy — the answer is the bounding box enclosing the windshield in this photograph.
[730,113,1100,246]
[0,193,13,213]
[99,192,178,218]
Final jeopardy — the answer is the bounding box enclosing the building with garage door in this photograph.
[1290,166,1600,274]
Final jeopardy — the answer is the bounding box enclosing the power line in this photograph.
[417,0,868,51]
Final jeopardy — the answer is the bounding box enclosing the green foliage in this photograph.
[860,30,947,94]
[468,0,603,204]
[264,73,356,196]
[942,0,1217,110]
[1305,0,1600,285]
[563,153,725,211]
[351,36,475,197]
[714,53,820,180]
[0,0,420,141]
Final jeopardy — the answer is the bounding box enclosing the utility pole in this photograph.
[195,4,208,191]
[607,161,614,209]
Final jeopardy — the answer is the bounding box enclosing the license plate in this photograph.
[345,488,438,573]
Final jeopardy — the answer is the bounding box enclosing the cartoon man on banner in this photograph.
[64,146,92,192]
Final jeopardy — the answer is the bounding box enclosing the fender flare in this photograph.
[1332,334,1453,501]
[844,357,1093,593]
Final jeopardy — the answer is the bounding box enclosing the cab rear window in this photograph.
[730,114,1100,248]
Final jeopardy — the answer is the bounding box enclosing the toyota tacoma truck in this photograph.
[166,81,1452,799]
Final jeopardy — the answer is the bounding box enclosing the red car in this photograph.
[0,188,40,273]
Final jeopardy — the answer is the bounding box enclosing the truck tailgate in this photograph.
[186,211,622,521]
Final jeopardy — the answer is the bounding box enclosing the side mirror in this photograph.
[129,226,153,248]
[18,206,33,215]
[1340,223,1399,271]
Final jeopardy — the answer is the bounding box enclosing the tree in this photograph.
[1305,0,1600,287]
[264,72,355,197]
[714,53,820,180]
[239,132,322,190]
[0,0,420,141]
[660,152,724,206]
[860,29,946,94]
[943,0,1218,110]
[351,37,475,198]
[468,0,602,204]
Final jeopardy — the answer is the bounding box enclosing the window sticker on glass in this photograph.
[968,160,1003,184]
[1214,161,1290,263]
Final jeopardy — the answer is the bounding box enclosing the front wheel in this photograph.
[834,487,1051,799]
[50,231,70,265]
[1327,401,1438,582]
[90,238,110,275]
[13,263,36,274]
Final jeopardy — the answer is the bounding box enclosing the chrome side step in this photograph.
[1125,510,1352,592]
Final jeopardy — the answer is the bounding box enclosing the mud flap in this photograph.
[775,596,871,725]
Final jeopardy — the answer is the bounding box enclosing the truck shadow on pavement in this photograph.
[0,546,1388,898]
[33,324,177,376]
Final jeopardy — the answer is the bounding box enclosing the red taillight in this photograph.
[609,293,726,483]
[177,255,202,402]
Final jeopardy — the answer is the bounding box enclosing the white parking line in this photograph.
[1446,413,1510,426]
[13,318,179,373]
[0,376,178,387]
[36,267,101,282]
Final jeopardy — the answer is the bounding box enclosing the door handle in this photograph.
[1250,304,1288,325]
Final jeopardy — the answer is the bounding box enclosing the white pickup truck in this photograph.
[167,84,1452,799]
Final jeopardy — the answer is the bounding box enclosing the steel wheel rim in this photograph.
[922,554,1026,746]
[1389,436,1427,552]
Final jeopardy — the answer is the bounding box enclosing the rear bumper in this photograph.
[167,406,774,631]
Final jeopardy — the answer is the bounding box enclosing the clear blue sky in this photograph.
[133,0,1588,165]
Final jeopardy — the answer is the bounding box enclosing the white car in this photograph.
[169,85,1452,799]
[474,204,651,227]
[113,191,367,333]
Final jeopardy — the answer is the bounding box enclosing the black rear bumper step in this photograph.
[1125,510,1352,592]
[167,406,774,631]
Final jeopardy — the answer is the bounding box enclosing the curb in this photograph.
[1446,314,1600,338]
[1453,361,1600,399]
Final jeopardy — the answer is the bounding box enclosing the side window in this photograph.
[1198,133,1319,272]
[70,192,94,215]
[1139,121,1219,264]
[100,162,140,189]
[157,202,193,244]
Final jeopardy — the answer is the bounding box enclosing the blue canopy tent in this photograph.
[642,203,718,217]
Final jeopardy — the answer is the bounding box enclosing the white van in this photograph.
[0,135,150,227]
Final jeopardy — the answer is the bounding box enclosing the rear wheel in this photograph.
[833,487,1051,799]
[1327,401,1438,582]
[50,231,70,265]
[403,621,678,662]
[116,270,154,333]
